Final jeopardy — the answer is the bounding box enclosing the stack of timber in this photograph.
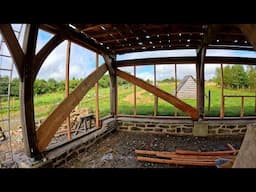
[135,144,238,167]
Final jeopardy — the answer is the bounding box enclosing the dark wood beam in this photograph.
[238,24,256,50]
[37,64,108,152]
[116,56,256,67]
[20,24,39,157]
[0,24,24,78]
[103,54,117,116]
[33,34,64,80]
[196,47,206,120]
[116,69,198,120]
[39,24,110,55]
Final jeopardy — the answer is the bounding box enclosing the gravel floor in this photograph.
[61,130,244,168]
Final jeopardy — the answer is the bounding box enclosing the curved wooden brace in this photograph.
[37,64,108,152]
[32,34,64,80]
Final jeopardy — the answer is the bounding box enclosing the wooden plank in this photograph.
[238,24,256,50]
[175,149,238,156]
[37,64,108,152]
[65,40,71,140]
[0,24,24,78]
[137,156,216,166]
[233,126,256,168]
[20,24,39,157]
[95,53,100,128]
[116,69,198,120]
[115,56,256,67]
[33,34,64,80]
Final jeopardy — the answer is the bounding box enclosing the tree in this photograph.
[247,66,256,90]
[11,78,20,97]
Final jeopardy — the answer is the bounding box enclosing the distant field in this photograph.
[1,81,256,128]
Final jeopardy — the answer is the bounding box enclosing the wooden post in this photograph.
[65,40,71,140]
[20,24,40,157]
[95,53,100,128]
[196,47,206,120]
[208,89,211,112]
[174,63,177,116]
[104,55,117,117]
[255,91,256,112]
[220,64,224,118]
[241,96,244,117]
[133,64,137,116]
[154,64,158,116]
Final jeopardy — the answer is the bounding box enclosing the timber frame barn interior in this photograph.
[1,24,256,165]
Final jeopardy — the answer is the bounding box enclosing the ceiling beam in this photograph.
[116,56,256,67]
[238,24,256,50]
[39,24,110,55]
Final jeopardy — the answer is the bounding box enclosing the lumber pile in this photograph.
[135,144,238,167]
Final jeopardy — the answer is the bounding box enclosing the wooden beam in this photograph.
[33,34,64,80]
[20,24,39,157]
[116,69,198,120]
[37,64,108,152]
[103,54,117,116]
[238,24,256,50]
[0,24,24,78]
[154,64,158,116]
[174,63,177,116]
[65,40,71,140]
[95,53,100,128]
[116,56,256,67]
[133,65,137,116]
[220,64,224,118]
[196,47,206,120]
[40,24,110,55]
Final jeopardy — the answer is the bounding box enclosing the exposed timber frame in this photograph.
[37,64,107,152]
[103,54,118,117]
[238,24,256,50]
[115,56,256,67]
[95,53,100,128]
[196,47,206,120]
[116,69,198,120]
[0,24,64,157]
[65,40,71,140]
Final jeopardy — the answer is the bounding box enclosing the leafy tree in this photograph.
[247,66,256,90]
[11,78,20,97]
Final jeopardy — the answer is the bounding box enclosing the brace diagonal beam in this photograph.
[0,24,25,78]
[116,69,198,120]
[37,64,108,152]
[33,34,64,80]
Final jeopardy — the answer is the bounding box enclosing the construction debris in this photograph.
[135,143,238,167]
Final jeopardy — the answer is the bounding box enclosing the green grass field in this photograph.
[1,81,256,123]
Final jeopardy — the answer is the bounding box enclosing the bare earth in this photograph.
[61,130,244,168]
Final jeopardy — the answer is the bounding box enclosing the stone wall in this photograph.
[15,119,117,168]
[117,117,256,136]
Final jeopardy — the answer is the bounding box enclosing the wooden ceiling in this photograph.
[40,24,254,56]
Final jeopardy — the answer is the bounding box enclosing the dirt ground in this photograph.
[62,130,244,168]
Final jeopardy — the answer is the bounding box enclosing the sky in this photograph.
[1,24,256,81]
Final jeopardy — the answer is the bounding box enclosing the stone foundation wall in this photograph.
[117,117,256,136]
[15,119,117,168]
